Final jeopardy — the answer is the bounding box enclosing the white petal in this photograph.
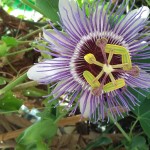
[43,29,70,46]
[59,0,83,37]
[27,58,68,82]
[114,6,150,36]
[136,6,149,19]
[27,64,47,82]
[92,6,110,32]
[79,91,91,118]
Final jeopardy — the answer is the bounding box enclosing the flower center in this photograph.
[103,64,113,74]
[71,34,140,96]
[83,38,137,96]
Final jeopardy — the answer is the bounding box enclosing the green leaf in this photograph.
[16,119,57,145]
[77,0,95,7]
[133,98,150,138]
[35,0,59,22]
[2,36,18,47]
[129,87,149,104]
[130,136,148,150]
[0,42,8,57]
[36,141,48,150]
[0,91,23,111]
[0,77,7,85]
[85,136,112,150]
[123,136,148,150]
[13,0,35,11]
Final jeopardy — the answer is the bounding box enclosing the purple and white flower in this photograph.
[27,0,150,122]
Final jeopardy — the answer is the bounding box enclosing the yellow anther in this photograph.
[105,44,128,55]
[84,53,96,64]
[103,78,125,93]
[83,70,100,88]
[109,73,116,85]
[112,63,128,69]
[84,53,103,67]
[103,64,113,74]
[122,53,132,71]
[105,44,132,71]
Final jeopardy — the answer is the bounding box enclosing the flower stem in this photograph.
[54,113,66,124]
[12,81,38,91]
[129,119,138,137]
[107,111,131,142]
[6,58,18,73]
[19,24,50,40]
[6,47,33,56]
[0,72,27,96]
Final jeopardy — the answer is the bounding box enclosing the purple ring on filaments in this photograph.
[27,0,150,122]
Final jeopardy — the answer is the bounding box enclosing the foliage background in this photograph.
[0,0,150,149]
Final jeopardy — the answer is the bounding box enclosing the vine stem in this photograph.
[0,72,27,96]
[129,119,139,137]
[19,24,50,40]
[107,111,131,142]
[6,47,33,56]
[6,58,18,73]
[54,113,67,124]
[12,81,38,91]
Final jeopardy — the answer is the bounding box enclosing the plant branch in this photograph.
[0,73,27,96]
[129,119,139,137]
[107,111,131,142]
[6,47,33,56]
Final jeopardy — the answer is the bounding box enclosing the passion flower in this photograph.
[27,0,150,121]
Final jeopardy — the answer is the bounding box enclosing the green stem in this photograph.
[12,81,38,91]
[17,41,32,44]
[54,113,66,124]
[0,110,19,114]
[6,58,18,73]
[129,119,139,137]
[107,111,131,142]
[0,72,27,96]
[19,24,50,40]
[6,47,33,56]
